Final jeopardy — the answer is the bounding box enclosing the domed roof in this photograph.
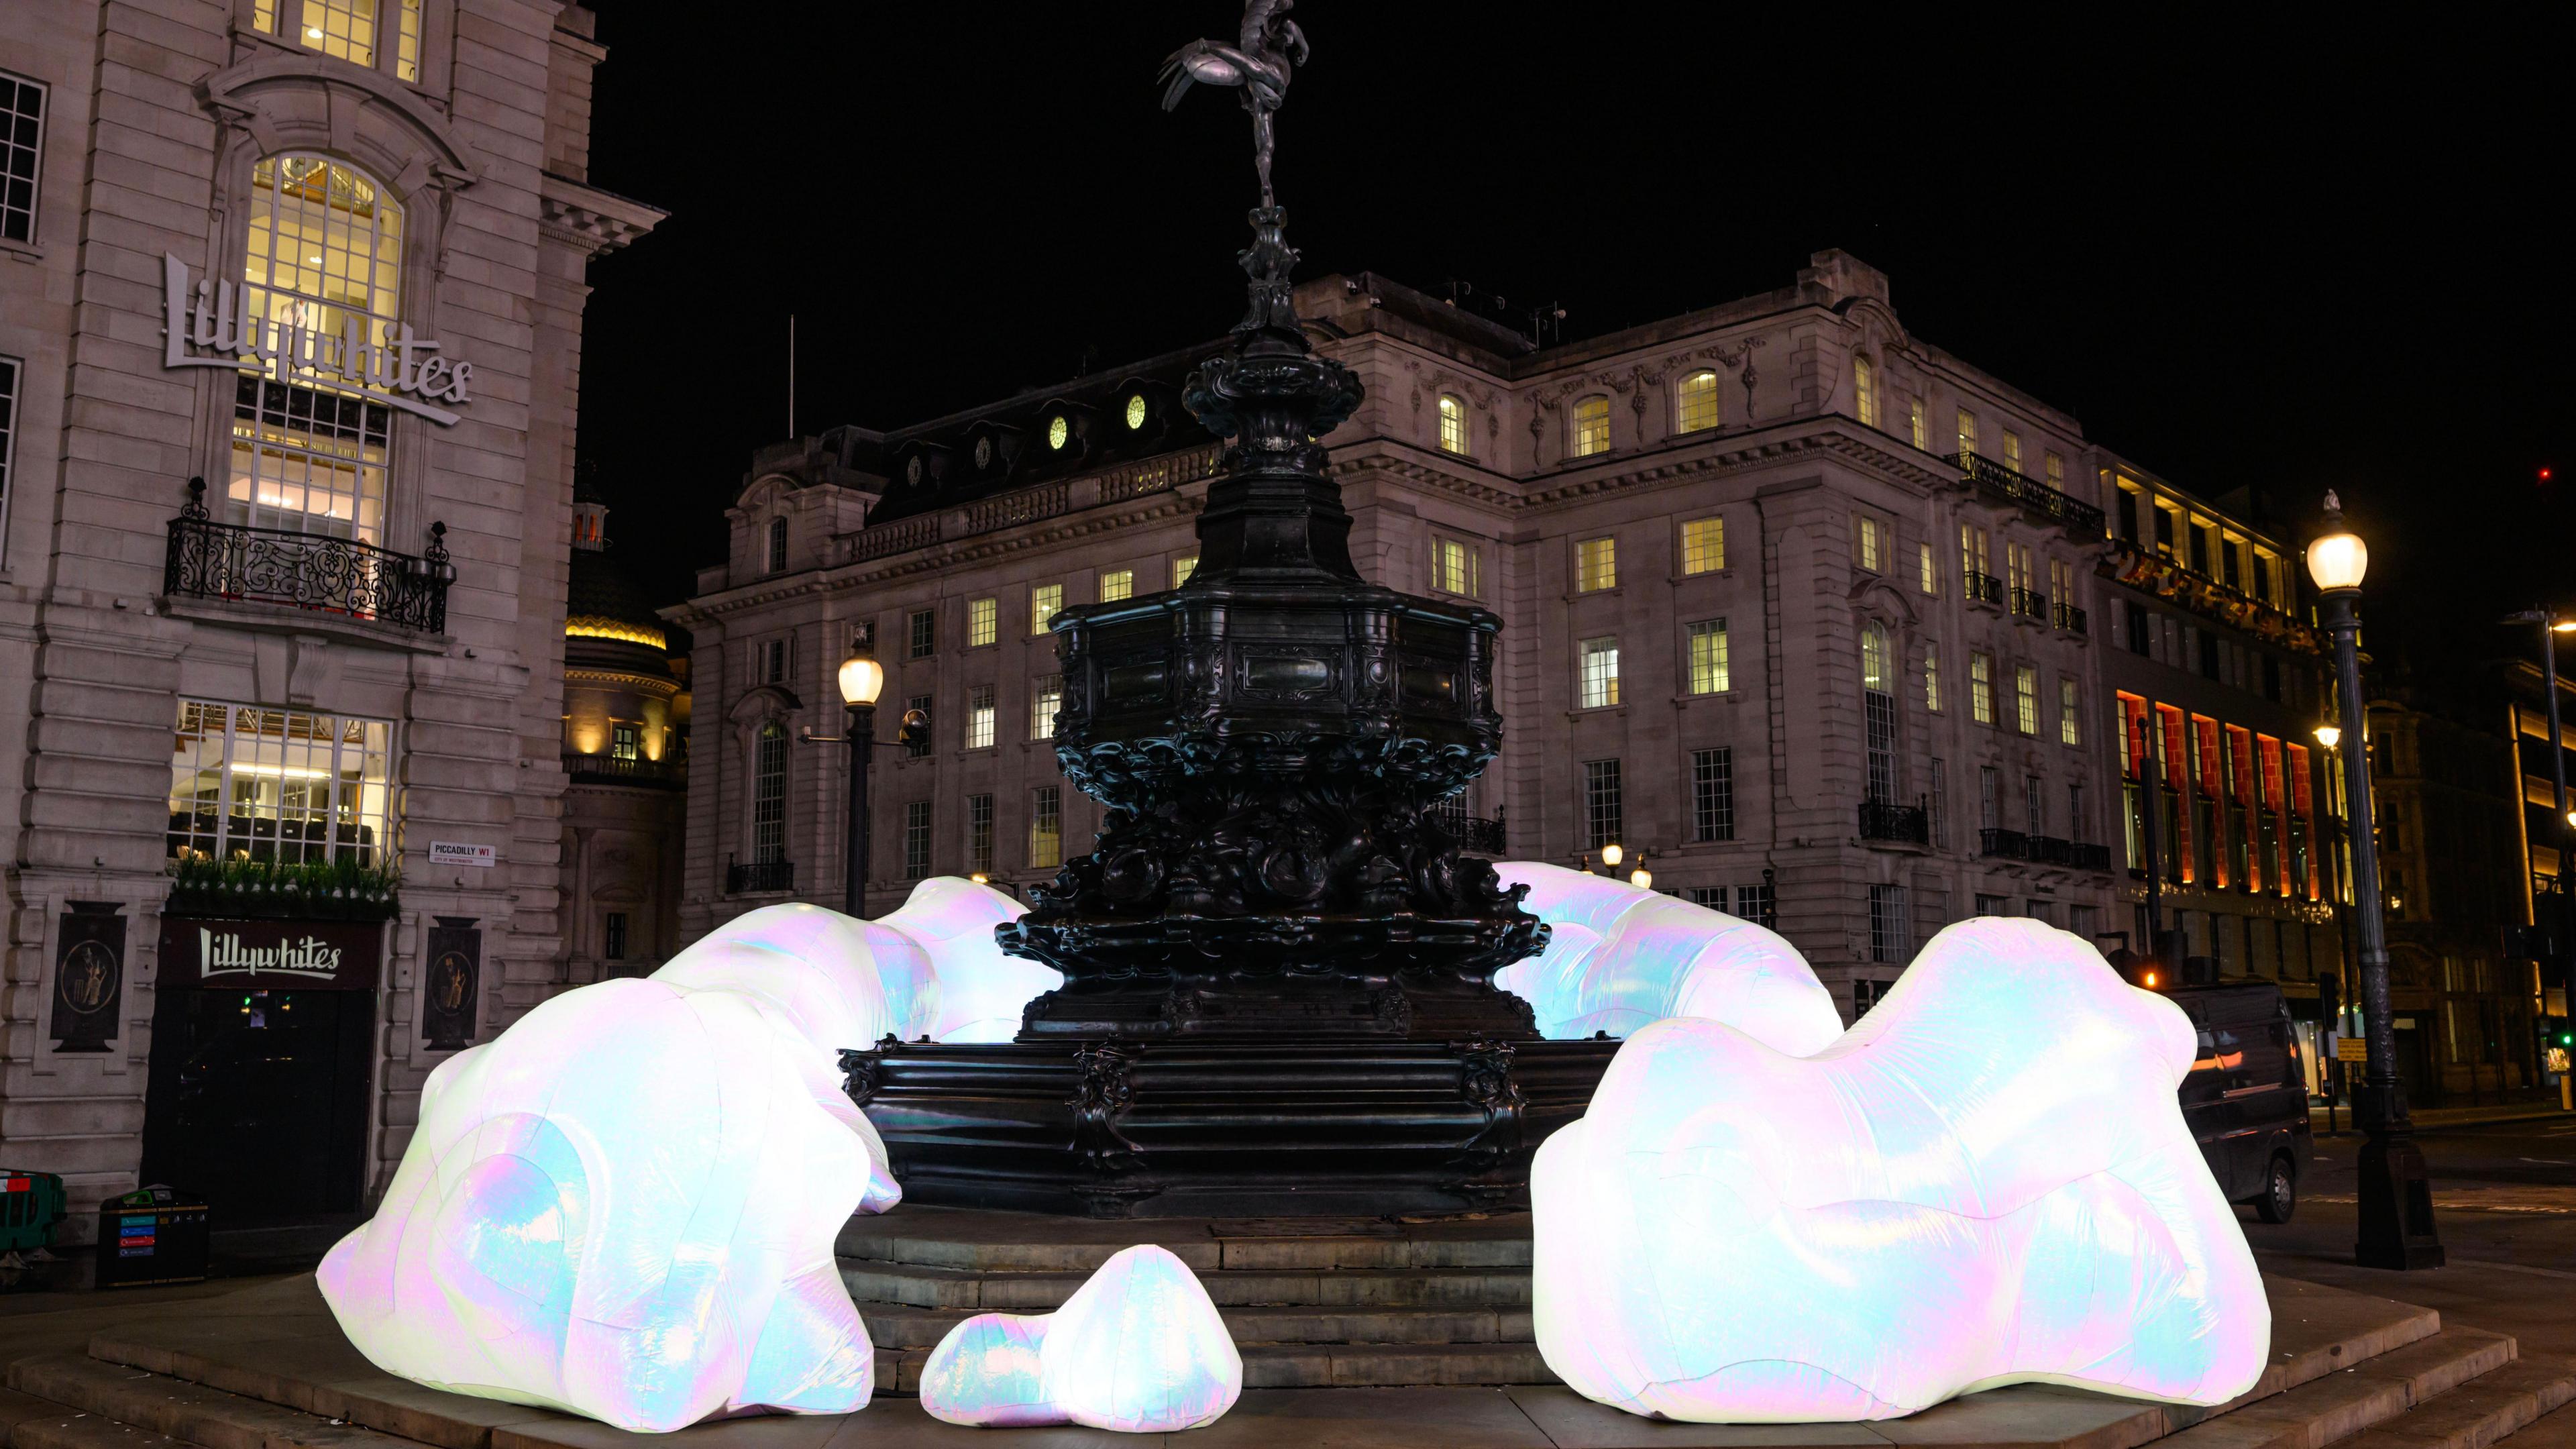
[566,545,674,679]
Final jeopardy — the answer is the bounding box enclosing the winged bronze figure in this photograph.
[1159,0,1309,207]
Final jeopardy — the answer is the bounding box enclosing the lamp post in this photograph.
[2308,492,2443,1269]
[836,643,885,918]
[2313,720,2348,1134]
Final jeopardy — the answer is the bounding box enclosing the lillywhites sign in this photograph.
[160,253,473,426]
[159,916,382,991]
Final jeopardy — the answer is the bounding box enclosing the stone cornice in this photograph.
[197,51,476,188]
[540,171,666,257]
[565,666,681,698]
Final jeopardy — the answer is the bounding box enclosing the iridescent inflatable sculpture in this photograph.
[1534,917,2267,1421]
[919,1245,1241,1432]
[1493,862,1841,1051]
[318,881,1035,1432]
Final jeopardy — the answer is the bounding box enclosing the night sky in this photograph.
[574,7,2565,697]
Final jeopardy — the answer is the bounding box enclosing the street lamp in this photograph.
[2308,492,2443,1269]
[2313,724,2341,751]
[837,644,884,918]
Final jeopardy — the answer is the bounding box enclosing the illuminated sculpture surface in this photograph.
[317,882,1036,1432]
[1534,918,2268,1421]
[920,1245,1242,1432]
[1492,862,1841,1053]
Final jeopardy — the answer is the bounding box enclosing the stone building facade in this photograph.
[671,252,2147,1018]
[0,0,657,1229]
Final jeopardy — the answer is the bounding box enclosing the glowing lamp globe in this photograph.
[2313,724,2341,750]
[839,654,885,708]
[1600,843,1623,868]
[2306,516,2367,592]
[1629,867,1652,890]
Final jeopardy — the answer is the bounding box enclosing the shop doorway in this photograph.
[140,986,372,1220]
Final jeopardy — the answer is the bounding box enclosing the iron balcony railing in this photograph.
[563,751,684,788]
[2054,600,2089,635]
[2010,586,2049,621]
[1948,451,2108,537]
[1963,570,2004,606]
[1456,816,1507,855]
[1859,798,1930,845]
[1982,828,2115,871]
[1980,826,2030,859]
[164,478,452,633]
[727,858,795,894]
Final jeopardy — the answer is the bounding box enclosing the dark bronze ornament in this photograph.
[50,902,127,1053]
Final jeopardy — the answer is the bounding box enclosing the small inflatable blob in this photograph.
[920,1245,1241,1432]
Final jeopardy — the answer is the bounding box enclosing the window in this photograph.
[1,354,19,543]
[1030,583,1063,633]
[904,800,932,879]
[1955,408,1978,460]
[1855,979,1894,1016]
[2044,451,2066,490]
[1680,516,1725,574]
[908,608,936,658]
[965,684,996,749]
[1735,883,1776,928]
[1571,394,1611,458]
[1099,568,1134,603]
[1029,786,1063,869]
[1172,555,1199,588]
[1676,370,1721,433]
[1854,515,1882,572]
[1686,888,1726,909]
[1975,892,2006,916]
[2059,678,2080,747]
[1979,767,2000,832]
[166,701,393,866]
[1579,637,1621,708]
[765,517,788,572]
[904,694,932,757]
[231,155,405,541]
[1970,651,1995,725]
[1909,397,1927,451]
[1869,884,1910,964]
[967,793,995,873]
[1919,541,1935,594]
[761,638,788,684]
[1434,537,1479,596]
[1438,393,1468,453]
[1686,620,1729,694]
[2025,773,2045,835]
[1576,535,1617,592]
[1854,355,1878,428]
[2006,540,2035,598]
[278,0,425,81]
[610,721,639,761]
[2002,429,2023,474]
[0,72,44,244]
[967,596,998,647]
[2015,664,2039,735]
[1862,623,1896,803]
[1583,759,1623,850]
[1692,747,1734,841]
[751,722,788,865]
[602,911,627,961]
[1924,643,1941,712]
[1030,674,1063,740]
[1959,524,1990,589]
[2068,781,2086,842]
[1930,758,1947,846]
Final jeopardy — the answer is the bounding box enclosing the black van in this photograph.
[2167,981,2313,1222]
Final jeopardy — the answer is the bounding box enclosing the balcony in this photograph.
[1859,798,1929,845]
[1980,826,2031,859]
[1963,570,2004,606]
[1948,452,2108,537]
[2097,539,2326,655]
[2010,586,2049,622]
[164,478,452,633]
[564,751,684,788]
[1456,815,1508,855]
[727,858,795,894]
[1982,830,2114,871]
[2054,600,2089,635]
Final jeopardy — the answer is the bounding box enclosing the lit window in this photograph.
[1571,394,1611,458]
[1435,538,1479,596]
[231,154,405,541]
[1855,515,1882,572]
[1676,370,1721,433]
[2059,677,2081,747]
[965,684,996,749]
[1030,582,1062,634]
[1172,555,1198,588]
[908,608,935,658]
[1955,408,1977,460]
[1918,541,1935,594]
[1925,645,1941,712]
[1029,786,1062,869]
[1909,397,1926,450]
[610,722,639,761]
[1099,568,1134,603]
[1438,394,1468,454]
[1030,674,1063,740]
[967,793,995,873]
[1125,394,1148,430]
[2002,429,2023,474]
[1680,516,1724,574]
[751,722,787,865]
[1687,620,1729,695]
[1854,355,1878,427]
[0,72,46,245]
[297,0,382,69]
[1576,535,1617,592]
[1047,415,1069,450]
[1970,651,1994,726]
[967,596,998,647]
[2016,664,2039,735]
[765,517,788,572]
[1579,637,1621,708]
[166,700,394,867]
[904,800,933,879]
[2045,451,2066,489]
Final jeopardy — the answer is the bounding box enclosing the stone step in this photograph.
[4,1354,423,1449]
[869,1338,1552,1396]
[2161,1328,2521,1449]
[855,1299,1534,1350]
[2504,1393,2576,1449]
[839,1255,1532,1310]
[7,1410,209,1449]
[837,1205,1532,1275]
[2349,1356,2576,1449]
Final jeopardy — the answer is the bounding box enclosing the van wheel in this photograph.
[2255,1154,2296,1224]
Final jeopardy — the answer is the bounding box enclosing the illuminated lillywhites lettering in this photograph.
[198,928,344,981]
[162,252,473,425]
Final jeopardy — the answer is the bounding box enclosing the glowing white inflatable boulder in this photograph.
[919,1244,1241,1432]
[1533,917,2267,1422]
[1493,861,1841,1052]
[872,875,1055,1043]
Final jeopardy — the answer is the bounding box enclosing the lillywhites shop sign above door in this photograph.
[160,254,474,426]
[159,917,383,991]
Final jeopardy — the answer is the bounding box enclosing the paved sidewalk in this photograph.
[2312,1098,2574,1134]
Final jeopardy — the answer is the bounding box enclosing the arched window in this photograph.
[1437,394,1468,455]
[765,516,789,574]
[1854,354,1878,429]
[751,721,788,865]
[230,154,404,541]
[1570,394,1611,458]
[1675,370,1720,434]
[1862,623,1896,804]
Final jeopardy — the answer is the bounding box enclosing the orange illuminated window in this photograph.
[2259,735,2287,896]
[2159,705,2192,881]
[2228,726,2256,893]
[2287,742,2318,900]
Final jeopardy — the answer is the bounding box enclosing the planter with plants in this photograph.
[164,855,402,923]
